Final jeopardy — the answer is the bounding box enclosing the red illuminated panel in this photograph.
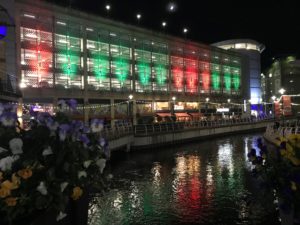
[186,69,198,93]
[172,68,184,91]
[201,62,210,91]
[28,48,52,82]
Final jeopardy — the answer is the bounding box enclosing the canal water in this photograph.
[88,133,280,225]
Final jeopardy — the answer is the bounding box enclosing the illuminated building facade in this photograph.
[212,39,265,106]
[3,0,247,124]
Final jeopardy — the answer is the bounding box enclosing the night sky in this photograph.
[48,0,300,69]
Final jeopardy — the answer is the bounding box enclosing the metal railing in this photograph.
[134,117,275,136]
[100,123,133,140]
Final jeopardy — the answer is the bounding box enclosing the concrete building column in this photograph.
[132,100,137,126]
[110,99,115,128]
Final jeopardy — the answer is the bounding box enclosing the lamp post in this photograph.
[278,88,286,128]
[205,98,209,117]
[183,28,188,39]
[271,95,276,118]
[128,94,133,123]
[105,4,110,17]
[136,13,141,25]
[171,96,176,122]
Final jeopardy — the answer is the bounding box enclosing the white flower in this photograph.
[78,171,87,179]
[90,119,104,133]
[9,138,23,155]
[0,156,19,171]
[60,182,68,192]
[83,160,92,168]
[37,181,48,195]
[1,115,15,126]
[107,174,113,180]
[42,146,53,156]
[0,146,8,154]
[99,138,106,147]
[56,211,67,221]
[96,158,106,174]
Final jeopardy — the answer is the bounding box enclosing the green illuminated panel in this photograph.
[137,62,151,86]
[212,71,220,90]
[61,51,80,79]
[93,56,109,80]
[233,74,240,90]
[232,68,240,90]
[223,66,231,91]
[155,65,167,85]
[113,59,130,83]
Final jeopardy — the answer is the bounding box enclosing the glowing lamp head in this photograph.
[128,94,133,100]
[172,96,176,101]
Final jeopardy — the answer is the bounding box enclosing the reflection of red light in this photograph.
[172,68,184,89]
[202,72,210,90]
[186,70,198,93]
[190,177,201,203]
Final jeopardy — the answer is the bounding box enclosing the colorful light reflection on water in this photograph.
[88,134,279,225]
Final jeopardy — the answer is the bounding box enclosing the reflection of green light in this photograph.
[224,67,231,91]
[114,59,129,83]
[155,65,167,85]
[232,68,240,90]
[233,74,240,90]
[137,62,151,86]
[62,51,79,79]
[93,56,109,80]
[212,71,220,90]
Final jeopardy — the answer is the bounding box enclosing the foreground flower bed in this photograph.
[248,135,300,224]
[0,102,108,225]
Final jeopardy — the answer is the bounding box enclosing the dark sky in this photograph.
[49,0,300,69]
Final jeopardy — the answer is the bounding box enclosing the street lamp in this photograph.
[105,4,110,17]
[136,13,141,24]
[271,95,276,118]
[205,98,209,116]
[227,99,231,103]
[278,88,286,128]
[162,21,167,28]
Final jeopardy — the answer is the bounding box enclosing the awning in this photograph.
[175,113,191,117]
[189,113,202,117]
[156,113,172,117]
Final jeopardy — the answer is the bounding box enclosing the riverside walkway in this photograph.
[100,117,277,152]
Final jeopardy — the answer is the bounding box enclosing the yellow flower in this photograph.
[289,156,300,166]
[0,188,11,198]
[11,173,20,189]
[5,197,17,206]
[291,181,297,191]
[71,187,83,200]
[17,168,33,180]
[1,180,14,190]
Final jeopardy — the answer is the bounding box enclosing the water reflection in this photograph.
[217,142,234,175]
[89,134,280,225]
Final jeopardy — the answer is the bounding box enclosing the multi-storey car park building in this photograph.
[1,0,258,125]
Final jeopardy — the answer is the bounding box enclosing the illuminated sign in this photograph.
[0,26,7,39]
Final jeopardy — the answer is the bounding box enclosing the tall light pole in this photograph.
[205,98,209,117]
[183,28,188,39]
[136,13,141,25]
[278,88,286,128]
[162,21,167,31]
[271,95,276,118]
[105,4,111,17]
